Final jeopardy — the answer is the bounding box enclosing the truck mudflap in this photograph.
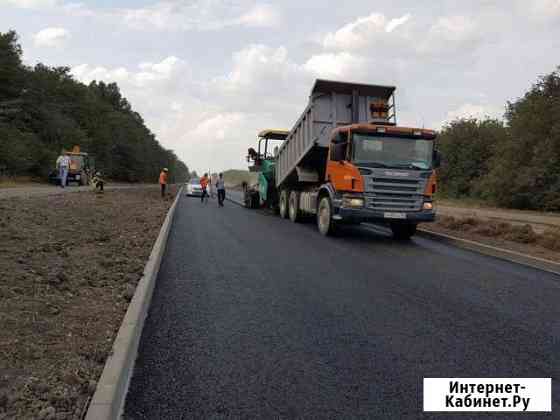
[335,207,436,224]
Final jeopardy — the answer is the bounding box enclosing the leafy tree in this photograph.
[437,118,506,198]
[0,30,23,101]
[482,67,560,210]
[438,67,560,211]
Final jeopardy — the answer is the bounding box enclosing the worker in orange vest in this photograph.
[159,168,168,198]
[200,173,209,204]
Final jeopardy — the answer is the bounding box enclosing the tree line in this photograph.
[437,67,560,211]
[0,30,190,183]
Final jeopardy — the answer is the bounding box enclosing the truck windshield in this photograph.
[352,133,433,170]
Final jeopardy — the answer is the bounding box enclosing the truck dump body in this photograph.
[276,79,396,188]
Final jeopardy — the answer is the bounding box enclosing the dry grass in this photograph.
[437,215,560,251]
[0,176,42,188]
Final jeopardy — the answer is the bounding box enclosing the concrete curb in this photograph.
[417,228,560,276]
[85,188,183,420]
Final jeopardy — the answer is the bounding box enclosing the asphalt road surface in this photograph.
[124,191,559,419]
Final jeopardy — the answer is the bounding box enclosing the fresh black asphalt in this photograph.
[124,192,559,419]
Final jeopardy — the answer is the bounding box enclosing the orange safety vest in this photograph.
[200,176,209,189]
[159,172,167,185]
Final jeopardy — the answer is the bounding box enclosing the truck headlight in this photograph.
[342,196,364,208]
[423,201,433,210]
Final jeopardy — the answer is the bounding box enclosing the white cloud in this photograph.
[189,112,247,141]
[33,27,70,47]
[71,64,130,84]
[219,44,296,90]
[323,12,411,50]
[418,16,482,55]
[3,0,281,31]
[212,44,309,114]
[441,103,504,127]
[385,13,411,33]
[3,0,58,9]
[236,3,280,27]
[304,52,368,79]
[521,0,560,20]
[120,0,280,31]
[71,56,187,88]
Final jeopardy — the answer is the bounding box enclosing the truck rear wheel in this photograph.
[288,191,300,223]
[279,190,288,219]
[390,223,417,240]
[317,196,336,236]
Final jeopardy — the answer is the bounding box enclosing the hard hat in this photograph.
[163,168,169,172]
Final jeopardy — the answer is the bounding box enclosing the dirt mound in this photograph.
[0,187,176,419]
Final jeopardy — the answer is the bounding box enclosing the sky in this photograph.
[2,0,560,173]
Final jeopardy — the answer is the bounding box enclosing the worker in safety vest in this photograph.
[159,168,169,198]
[200,173,209,204]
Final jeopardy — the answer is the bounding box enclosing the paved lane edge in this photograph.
[416,228,560,277]
[85,187,183,420]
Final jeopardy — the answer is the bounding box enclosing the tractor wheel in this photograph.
[251,192,260,209]
[288,191,300,223]
[279,190,288,219]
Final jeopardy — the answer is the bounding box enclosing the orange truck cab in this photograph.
[268,79,442,239]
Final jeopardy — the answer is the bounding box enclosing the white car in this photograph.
[185,178,203,196]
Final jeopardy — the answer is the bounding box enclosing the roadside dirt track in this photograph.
[438,202,560,234]
[0,186,176,420]
[0,183,156,200]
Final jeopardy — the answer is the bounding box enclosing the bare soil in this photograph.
[0,186,177,420]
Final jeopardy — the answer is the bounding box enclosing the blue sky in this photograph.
[2,0,560,173]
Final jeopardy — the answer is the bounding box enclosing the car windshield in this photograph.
[190,179,200,185]
[352,133,434,170]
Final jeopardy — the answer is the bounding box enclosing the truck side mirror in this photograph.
[433,150,442,168]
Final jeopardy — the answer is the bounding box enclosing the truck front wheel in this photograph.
[390,223,417,240]
[317,196,336,236]
[279,190,288,219]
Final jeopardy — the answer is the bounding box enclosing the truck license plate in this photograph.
[75,175,80,180]
[384,212,406,219]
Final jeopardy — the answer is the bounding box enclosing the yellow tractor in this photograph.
[49,145,95,186]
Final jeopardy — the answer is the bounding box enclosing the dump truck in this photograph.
[49,145,95,186]
[246,79,441,239]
